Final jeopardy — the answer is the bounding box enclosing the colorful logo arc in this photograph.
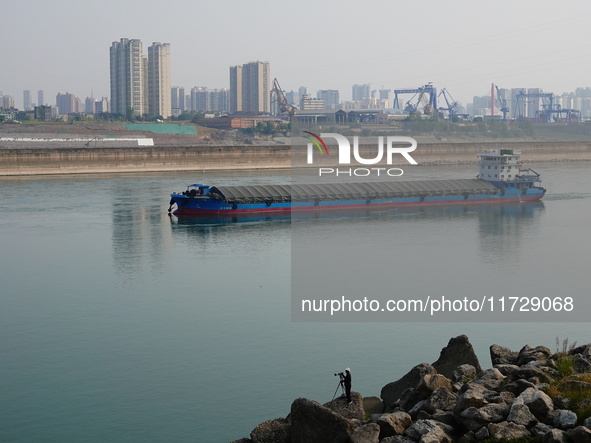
[302,131,329,155]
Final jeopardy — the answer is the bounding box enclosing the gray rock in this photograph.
[493,364,520,377]
[507,403,538,428]
[542,428,566,443]
[568,343,590,356]
[430,411,459,428]
[470,368,505,390]
[250,417,290,443]
[350,423,379,443]
[413,387,457,417]
[381,363,436,409]
[474,426,489,441]
[490,391,515,405]
[377,411,412,439]
[516,387,554,421]
[552,409,577,430]
[290,397,356,443]
[478,402,510,423]
[432,335,482,379]
[379,436,415,443]
[501,379,537,397]
[510,365,552,383]
[457,431,477,443]
[517,345,552,366]
[324,391,364,421]
[401,374,453,411]
[404,419,453,443]
[486,421,507,437]
[573,354,591,373]
[493,422,530,439]
[585,416,591,428]
[454,384,490,413]
[530,423,554,437]
[362,396,384,415]
[567,426,591,443]
[458,407,490,432]
[453,364,477,383]
[490,344,519,365]
[553,396,572,410]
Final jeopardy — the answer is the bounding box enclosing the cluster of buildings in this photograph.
[471,87,591,121]
[5,37,591,124]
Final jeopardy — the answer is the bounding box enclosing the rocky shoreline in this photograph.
[232,335,591,443]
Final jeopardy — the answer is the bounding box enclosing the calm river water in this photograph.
[1,163,590,442]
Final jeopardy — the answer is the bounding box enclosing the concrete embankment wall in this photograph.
[1,141,590,176]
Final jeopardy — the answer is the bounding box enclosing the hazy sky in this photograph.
[3,0,591,109]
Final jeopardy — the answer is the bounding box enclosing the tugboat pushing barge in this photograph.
[168,149,545,216]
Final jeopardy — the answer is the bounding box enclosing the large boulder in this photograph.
[492,422,530,439]
[552,409,577,430]
[324,391,364,420]
[409,387,457,418]
[517,345,552,366]
[350,423,380,443]
[380,436,414,443]
[567,426,591,443]
[381,363,436,409]
[400,374,452,411]
[432,335,482,379]
[404,419,453,443]
[516,388,554,421]
[470,368,505,390]
[250,418,290,443]
[510,365,552,383]
[490,344,519,365]
[453,364,477,384]
[573,354,591,373]
[507,403,538,428]
[454,383,492,413]
[290,397,356,443]
[377,411,412,439]
[542,428,567,443]
[362,396,384,415]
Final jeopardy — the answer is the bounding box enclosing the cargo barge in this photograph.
[168,149,545,216]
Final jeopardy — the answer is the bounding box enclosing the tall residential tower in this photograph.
[110,38,145,116]
[147,42,171,118]
[229,61,270,113]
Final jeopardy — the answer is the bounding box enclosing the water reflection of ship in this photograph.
[476,201,545,264]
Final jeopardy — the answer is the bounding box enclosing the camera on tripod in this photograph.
[334,371,345,378]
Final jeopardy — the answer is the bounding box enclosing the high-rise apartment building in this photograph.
[110,38,145,116]
[229,65,242,113]
[148,42,171,118]
[171,87,180,110]
[56,92,81,114]
[352,84,370,101]
[317,90,340,108]
[230,61,270,113]
[38,90,44,106]
[23,90,31,110]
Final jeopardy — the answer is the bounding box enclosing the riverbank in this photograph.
[233,336,591,443]
[1,141,590,176]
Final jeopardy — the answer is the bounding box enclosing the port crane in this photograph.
[438,88,468,120]
[393,83,438,115]
[270,78,297,118]
[495,85,510,121]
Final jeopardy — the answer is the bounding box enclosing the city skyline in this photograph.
[3,1,591,111]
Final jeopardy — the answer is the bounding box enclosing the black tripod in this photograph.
[330,378,345,404]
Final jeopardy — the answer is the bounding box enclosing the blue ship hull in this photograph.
[170,185,545,216]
